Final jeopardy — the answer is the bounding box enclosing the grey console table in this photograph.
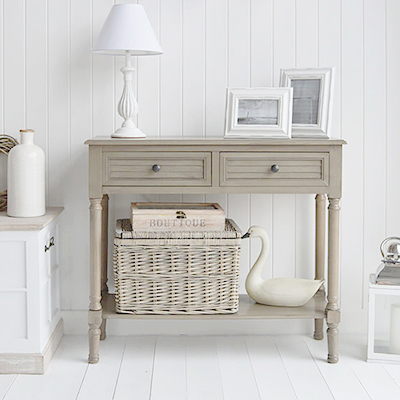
[85,136,345,364]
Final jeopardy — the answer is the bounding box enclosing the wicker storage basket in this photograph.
[113,218,242,315]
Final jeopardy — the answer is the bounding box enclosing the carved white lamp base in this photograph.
[112,126,145,138]
[113,51,145,139]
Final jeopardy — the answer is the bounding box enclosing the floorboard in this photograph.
[185,336,224,400]
[40,335,89,400]
[304,336,371,400]
[113,336,156,400]
[382,363,400,389]
[215,336,260,400]
[150,336,186,400]
[3,338,66,400]
[0,375,16,399]
[77,336,126,400]
[245,336,297,400]
[274,336,334,400]
[3,334,400,400]
[340,338,400,400]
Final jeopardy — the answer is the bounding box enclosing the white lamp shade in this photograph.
[92,4,162,56]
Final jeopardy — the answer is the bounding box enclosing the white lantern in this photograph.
[368,273,400,363]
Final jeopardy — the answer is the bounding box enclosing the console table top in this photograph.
[85,136,347,146]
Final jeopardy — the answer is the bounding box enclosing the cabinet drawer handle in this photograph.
[45,237,55,252]
[271,164,280,173]
[152,164,161,172]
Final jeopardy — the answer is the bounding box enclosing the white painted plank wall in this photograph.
[160,0,182,137]
[227,0,251,292]
[204,0,227,138]
[26,0,47,177]
[387,2,400,235]
[0,1,24,201]
[363,0,386,311]
[92,0,114,137]
[272,0,296,279]
[0,0,399,336]
[69,0,92,310]
[295,0,317,280]
[340,0,365,332]
[182,0,205,138]
[0,0,3,139]
[249,1,273,281]
[317,0,341,297]
[47,0,72,314]
[3,0,25,135]
[138,0,160,137]
[203,0,228,257]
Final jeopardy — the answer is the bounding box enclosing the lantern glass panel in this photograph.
[373,293,400,355]
[368,280,400,363]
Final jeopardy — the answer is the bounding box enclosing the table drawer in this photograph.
[103,152,212,186]
[220,152,329,187]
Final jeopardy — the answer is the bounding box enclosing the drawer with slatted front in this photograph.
[220,152,329,188]
[103,151,212,187]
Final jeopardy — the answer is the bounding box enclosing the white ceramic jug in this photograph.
[7,129,45,217]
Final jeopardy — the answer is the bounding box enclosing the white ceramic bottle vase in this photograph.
[7,129,45,217]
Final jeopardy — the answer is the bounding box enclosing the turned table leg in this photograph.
[101,194,109,294]
[100,319,107,341]
[327,197,341,363]
[88,198,103,364]
[100,195,109,341]
[314,194,326,340]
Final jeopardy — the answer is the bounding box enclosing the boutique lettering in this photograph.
[149,219,206,228]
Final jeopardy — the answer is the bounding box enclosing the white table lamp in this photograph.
[92,4,162,138]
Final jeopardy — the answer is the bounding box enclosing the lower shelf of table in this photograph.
[101,291,327,320]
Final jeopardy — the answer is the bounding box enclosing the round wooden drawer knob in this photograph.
[271,164,279,173]
[152,164,161,172]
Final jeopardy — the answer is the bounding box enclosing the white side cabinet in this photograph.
[0,207,64,374]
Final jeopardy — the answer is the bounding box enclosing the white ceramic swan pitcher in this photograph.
[243,226,324,307]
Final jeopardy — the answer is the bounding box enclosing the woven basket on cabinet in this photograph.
[113,218,242,315]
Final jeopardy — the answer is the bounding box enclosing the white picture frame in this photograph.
[279,67,335,138]
[224,87,293,139]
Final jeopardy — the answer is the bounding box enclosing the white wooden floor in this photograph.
[1,334,400,400]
